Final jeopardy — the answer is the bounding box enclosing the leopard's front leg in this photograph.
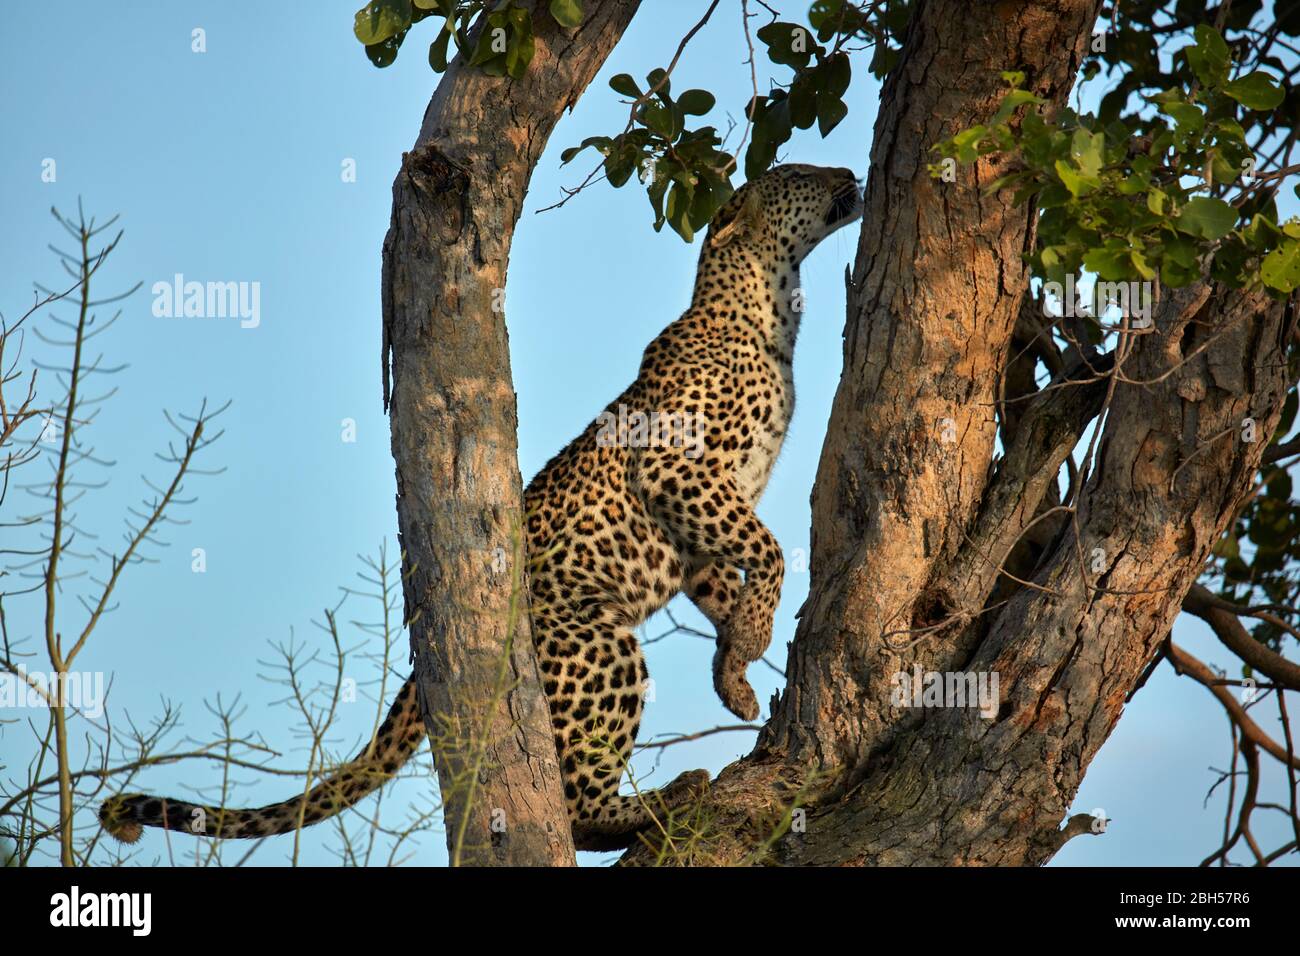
[645,472,783,720]
[684,559,743,632]
[709,522,783,721]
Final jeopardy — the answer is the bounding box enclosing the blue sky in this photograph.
[1,1,1295,866]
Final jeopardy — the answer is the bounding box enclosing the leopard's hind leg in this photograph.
[539,621,708,851]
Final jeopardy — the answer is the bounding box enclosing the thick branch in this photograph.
[1182,584,1300,692]
[777,282,1296,866]
[945,351,1115,616]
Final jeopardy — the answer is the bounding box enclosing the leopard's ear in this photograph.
[708,188,761,248]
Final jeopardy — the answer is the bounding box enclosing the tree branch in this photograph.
[1167,641,1300,771]
[1182,583,1300,692]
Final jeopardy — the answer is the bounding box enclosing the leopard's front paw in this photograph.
[712,646,760,721]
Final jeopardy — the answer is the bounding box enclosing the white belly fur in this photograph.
[735,358,795,503]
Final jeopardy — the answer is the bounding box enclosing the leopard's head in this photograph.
[703,163,862,267]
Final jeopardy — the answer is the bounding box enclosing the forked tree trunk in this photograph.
[382,0,641,866]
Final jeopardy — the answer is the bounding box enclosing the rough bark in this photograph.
[1182,584,1300,691]
[383,0,640,866]
[622,0,1298,866]
[763,0,1105,775]
[788,283,1295,865]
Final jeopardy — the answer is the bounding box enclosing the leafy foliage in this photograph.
[556,1,913,239]
[924,6,1300,656]
[352,0,583,77]
[931,25,1297,295]
[349,2,907,241]
[560,70,735,241]
[742,0,908,178]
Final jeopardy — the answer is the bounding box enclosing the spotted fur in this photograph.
[100,163,863,851]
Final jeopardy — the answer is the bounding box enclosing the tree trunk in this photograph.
[383,0,641,866]
[622,0,1298,866]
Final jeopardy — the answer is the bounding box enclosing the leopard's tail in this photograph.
[99,675,424,843]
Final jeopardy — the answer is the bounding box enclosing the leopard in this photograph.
[99,163,863,852]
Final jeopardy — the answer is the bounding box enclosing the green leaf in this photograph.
[365,33,407,68]
[549,0,583,28]
[816,90,847,137]
[990,89,1046,126]
[667,181,695,242]
[789,76,817,129]
[559,135,612,165]
[823,52,852,98]
[468,12,506,67]
[1209,149,1240,186]
[641,102,675,138]
[689,175,719,230]
[1083,245,1132,280]
[677,89,716,116]
[428,24,452,71]
[354,0,413,45]
[645,68,670,98]
[1163,234,1199,269]
[1054,159,1098,197]
[647,172,669,230]
[603,140,639,187]
[1117,172,1146,195]
[1261,239,1300,292]
[609,73,641,98]
[808,0,843,32]
[1162,101,1205,134]
[757,95,793,148]
[1223,71,1285,111]
[745,136,778,180]
[1185,24,1230,88]
[1160,257,1198,288]
[1129,249,1156,281]
[1242,214,1282,251]
[1176,196,1237,240]
[757,22,815,68]
[947,125,988,163]
[1070,128,1105,177]
[1213,117,1248,143]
